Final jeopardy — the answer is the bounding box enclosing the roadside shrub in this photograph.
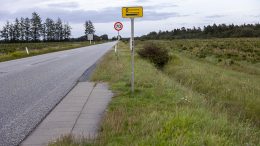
[137,42,170,68]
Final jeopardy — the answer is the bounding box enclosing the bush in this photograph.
[137,42,170,68]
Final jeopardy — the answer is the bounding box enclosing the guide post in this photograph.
[122,6,143,94]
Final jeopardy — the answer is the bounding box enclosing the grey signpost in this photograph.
[130,18,135,93]
[114,22,123,61]
[122,6,143,94]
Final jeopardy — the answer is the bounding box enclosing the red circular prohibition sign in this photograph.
[114,22,123,31]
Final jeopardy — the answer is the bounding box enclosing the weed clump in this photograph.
[137,42,170,68]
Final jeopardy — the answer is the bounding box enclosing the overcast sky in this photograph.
[0,0,259,38]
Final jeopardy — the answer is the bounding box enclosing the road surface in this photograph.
[0,42,116,146]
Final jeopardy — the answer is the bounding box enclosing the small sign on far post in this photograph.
[87,34,94,44]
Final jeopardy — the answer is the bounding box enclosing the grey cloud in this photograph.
[206,15,226,19]
[0,7,184,23]
[145,3,178,10]
[48,2,79,8]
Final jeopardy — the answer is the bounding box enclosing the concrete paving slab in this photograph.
[53,105,83,112]
[30,128,71,136]
[21,82,113,146]
[66,83,94,97]
[37,121,75,129]
[78,113,102,119]
[44,112,79,122]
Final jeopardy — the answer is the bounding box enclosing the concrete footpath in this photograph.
[21,82,113,146]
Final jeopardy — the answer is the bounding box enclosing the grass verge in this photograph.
[50,42,259,145]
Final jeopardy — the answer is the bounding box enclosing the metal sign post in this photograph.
[122,6,143,94]
[130,18,135,93]
[114,22,123,61]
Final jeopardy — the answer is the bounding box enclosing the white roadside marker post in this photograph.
[25,47,29,55]
[122,6,143,94]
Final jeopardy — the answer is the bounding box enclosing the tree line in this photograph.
[139,23,260,40]
[0,12,72,42]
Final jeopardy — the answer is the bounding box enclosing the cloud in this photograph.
[252,14,260,18]
[145,3,178,11]
[48,2,79,8]
[205,15,226,19]
[0,7,182,23]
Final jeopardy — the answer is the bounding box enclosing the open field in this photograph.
[0,41,102,62]
[50,39,259,145]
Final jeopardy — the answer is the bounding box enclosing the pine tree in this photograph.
[13,18,20,41]
[63,23,71,40]
[0,22,10,41]
[24,17,31,41]
[1,12,74,42]
[20,17,26,41]
[55,18,63,41]
[45,18,55,41]
[30,12,42,41]
[85,20,95,35]
[8,23,15,42]
[42,23,47,41]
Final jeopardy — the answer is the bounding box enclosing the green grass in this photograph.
[135,38,260,75]
[0,41,103,62]
[164,53,260,125]
[50,41,260,146]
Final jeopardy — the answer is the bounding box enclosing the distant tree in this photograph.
[63,23,71,40]
[42,22,47,41]
[85,20,95,36]
[139,23,260,40]
[13,18,20,41]
[0,22,10,41]
[20,17,26,41]
[30,12,42,41]
[0,12,73,42]
[100,34,108,40]
[24,17,31,41]
[111,36,117,41]
[8,23,15,41]
[45,18,55,41]
[55,18,63,41]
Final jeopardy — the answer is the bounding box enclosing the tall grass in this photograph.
[164,54,260,125]
[51,42,260,145]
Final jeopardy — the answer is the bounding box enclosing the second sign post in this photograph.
[114,22,123,59]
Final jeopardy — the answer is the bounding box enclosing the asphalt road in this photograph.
[0,42,116,146]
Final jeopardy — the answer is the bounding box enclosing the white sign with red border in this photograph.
[114,22,123,31]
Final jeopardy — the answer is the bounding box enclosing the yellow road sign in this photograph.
[122,7,143,18]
